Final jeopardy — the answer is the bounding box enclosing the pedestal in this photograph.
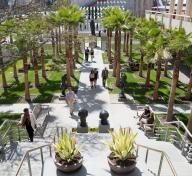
[77,122,88,133]
[99,120,110,133]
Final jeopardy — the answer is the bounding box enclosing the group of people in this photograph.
[85,47,94,62]
[89,67,109,89]
[137,106,154,129]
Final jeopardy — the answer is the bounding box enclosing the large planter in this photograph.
[54,153,83,173]
[107,153,136,174]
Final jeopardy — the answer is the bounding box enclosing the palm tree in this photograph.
[101,8,114,63]
[58,5,85,85]
[167,28,192,121]
[183,50,192,100]
[135,18,151,77]
[0,43,8,89]
[3,18,18,80]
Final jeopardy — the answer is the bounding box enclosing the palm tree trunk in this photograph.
[126,32,129,57]
[51,30,56,58]
[10,35,18,80]
[139,50,144,77]
[0,45,8,89]
[185,67,192,100]
[116,30,121,86]
[41,46,46,78]
[129,31,133,62]
[65,27,72,86]
[108,30,112,63]
[58,26,62,53]
[22,49,31,101]
[186,108,192,141]
[55,29,59,57]
[145,63,152,88]
[167,52,181,121]
[164,60,168,77]
[113,30,118,77]
[74,26,79,63]
[68,26,75,75]
[33,48,40,87]
[123,31,126,52]
[153,60,161,100]
[30,50,34,65]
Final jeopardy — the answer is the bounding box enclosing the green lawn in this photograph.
[0,53,81,103]
[107,68,186,104]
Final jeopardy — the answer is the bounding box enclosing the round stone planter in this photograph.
[107,154,136,174]
[54,153,83,173]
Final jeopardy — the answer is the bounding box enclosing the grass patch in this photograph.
[102,52,109,64]
[107,68,186,104]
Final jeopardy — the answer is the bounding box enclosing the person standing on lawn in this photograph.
[18,108,36,142]
[101,67,109,88]
[65,86,77,116]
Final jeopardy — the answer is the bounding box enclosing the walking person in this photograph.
[90,48,94,62]
[89,69,95,89]
[18,108,36,142]
[94,68,99,88]
[101,67,109,88]
[85,47,89,61]
[65,87,77,116]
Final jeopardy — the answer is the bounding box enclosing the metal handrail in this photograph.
[15,126,66,176]
[136,143,177,176]
[159,120,192,139]
[15,143,52,176]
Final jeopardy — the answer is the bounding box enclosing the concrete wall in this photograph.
[146,13,192,34]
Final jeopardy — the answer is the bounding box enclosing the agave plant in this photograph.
[53,132,81,163]
[107,128,137,161]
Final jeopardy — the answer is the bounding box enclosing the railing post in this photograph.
[8,130,14,147]
[157,153,164,176]
[49,145,52,157]
[40,148,44,166]
[57,127,59,139]
[17,126,21,141]
[0,132,5,157]
[165,128,169,141]
[145,149,149,163]
[27,152,32,176]
[136,146,139,158]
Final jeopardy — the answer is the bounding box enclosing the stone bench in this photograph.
[32,104,50,137]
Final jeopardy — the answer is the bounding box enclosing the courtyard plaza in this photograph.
[0,41,192,176]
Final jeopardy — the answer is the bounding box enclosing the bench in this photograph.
[32,104,50,137]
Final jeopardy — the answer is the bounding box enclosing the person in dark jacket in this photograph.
[18,108,36,142]
[101,67,109,87]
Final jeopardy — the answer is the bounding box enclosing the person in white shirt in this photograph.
[18,108,36,142]
[65,87,77,116]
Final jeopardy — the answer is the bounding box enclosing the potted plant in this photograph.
[107,128,137,174]
[53,132,83,173]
